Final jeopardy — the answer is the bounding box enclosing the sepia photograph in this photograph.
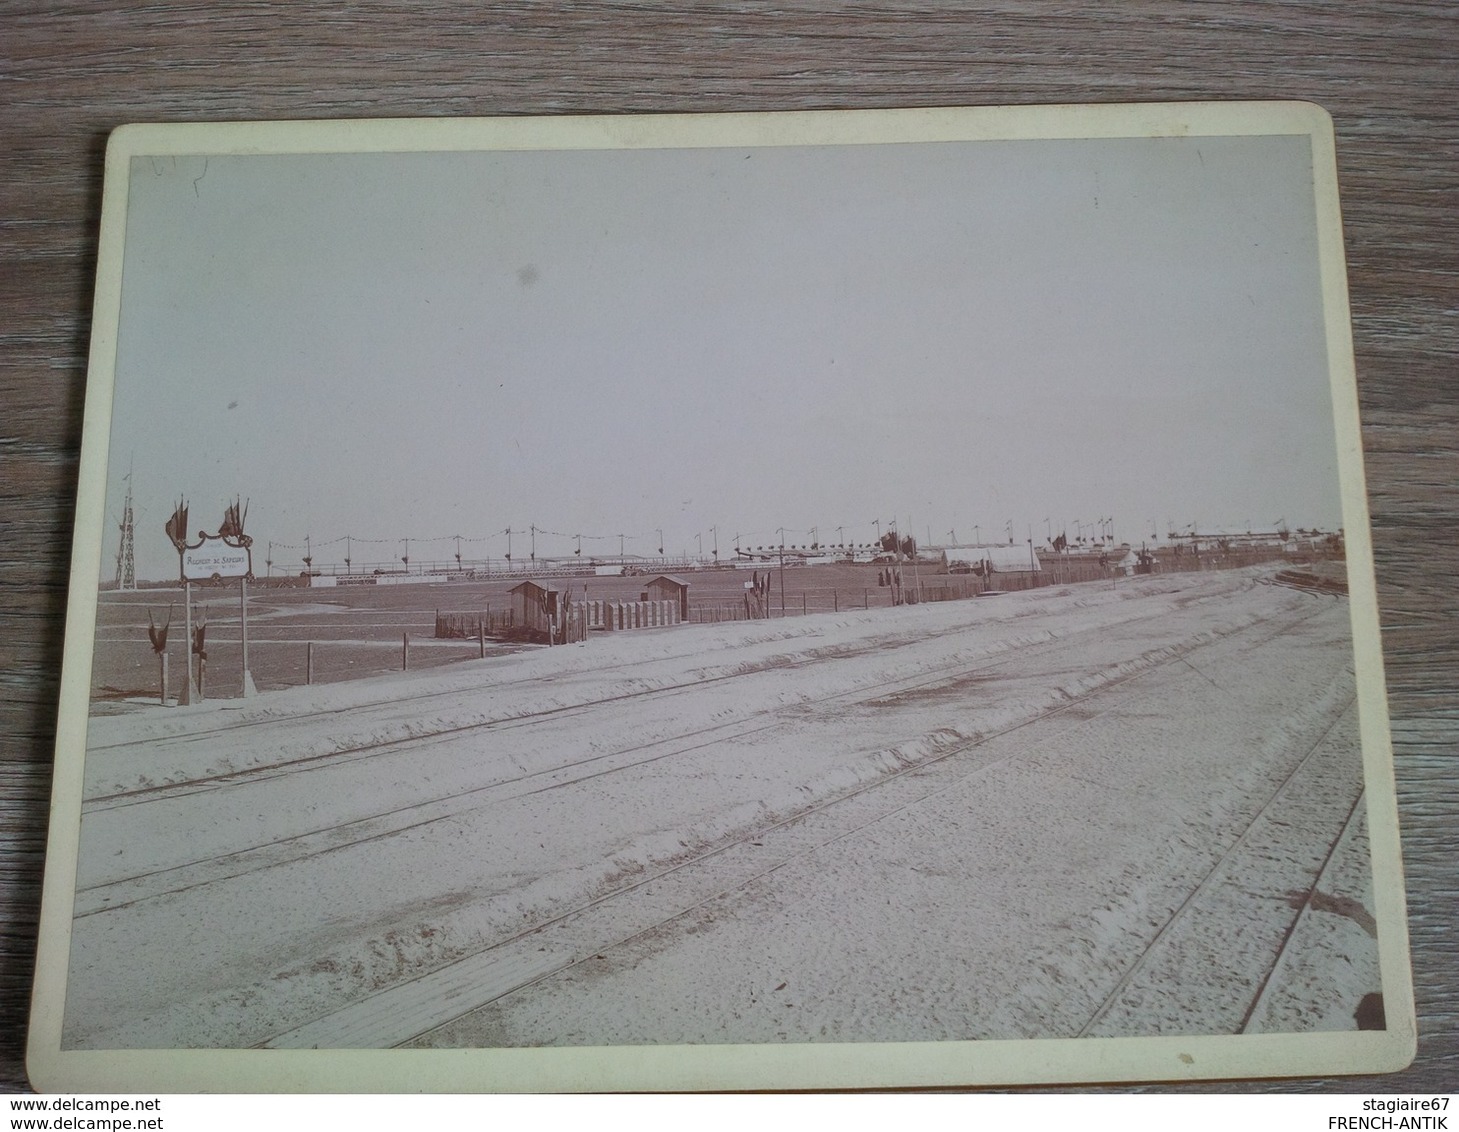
[31,106,1413,1090]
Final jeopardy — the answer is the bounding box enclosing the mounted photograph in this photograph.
[28,103,1415,1092]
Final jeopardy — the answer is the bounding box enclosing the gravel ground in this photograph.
[60,567,1377,1049]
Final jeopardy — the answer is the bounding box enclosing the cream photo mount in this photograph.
[29,102,1415,1092]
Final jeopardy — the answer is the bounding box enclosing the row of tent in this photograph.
[941,544,1149,575]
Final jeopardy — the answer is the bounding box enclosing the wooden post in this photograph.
[306,641,313,685]
[834,590,838,612]
[403,632,409,670]
[180,579,197,705]
[159,651,168,705]
[802,592,806,615]
[479,617,486,658]
[240,574,256,697]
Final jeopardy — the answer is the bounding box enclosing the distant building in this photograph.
[942,545,1041,575]
[1173,529,1293,554]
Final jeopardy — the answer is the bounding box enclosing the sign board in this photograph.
[181,537,252,581]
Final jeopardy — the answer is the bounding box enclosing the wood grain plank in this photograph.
[1,0,1454,1093]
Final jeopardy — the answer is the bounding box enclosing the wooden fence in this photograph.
[688,602,754,624]
[556,603,590,644]
[435,600,678,643]
[435,545,1317,643]
[590,598,681,631]
[434,609,515,639]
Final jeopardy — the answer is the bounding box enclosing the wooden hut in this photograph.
[644,574,691,620]
[508,580,560,637]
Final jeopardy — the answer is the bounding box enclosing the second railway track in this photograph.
[259,598,1357,1049]
[75,589,1331,919]
[62,573,1372,1051]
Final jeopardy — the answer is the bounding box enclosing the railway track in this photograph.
[73,591,1330,922]
[234,598,1355,1050]
[81,569,1269,779]
[1239,790,1374,1034]
[84,572,1295,813]
[1076,701,1363,1038]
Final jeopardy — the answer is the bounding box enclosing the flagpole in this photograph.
[181,578,196,705]
[240,573,257,697]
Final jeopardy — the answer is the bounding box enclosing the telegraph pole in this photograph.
[777,527,786,614]
[909,515,921,599]
[889,519,900,605]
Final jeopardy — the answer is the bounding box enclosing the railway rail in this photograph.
[82,572,1288,808]
[61,575,1369,1052]
[238,600,1355,1049]
[75,592,1329,923]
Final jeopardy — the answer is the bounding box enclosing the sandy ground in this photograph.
[61,567,1378,1049]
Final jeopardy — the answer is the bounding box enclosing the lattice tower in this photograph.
[115,481,136,591]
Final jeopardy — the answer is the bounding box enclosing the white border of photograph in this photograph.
[28,102,1416,1092]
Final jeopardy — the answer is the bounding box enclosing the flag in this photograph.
[220,496,248,540]
[165,499,189,552]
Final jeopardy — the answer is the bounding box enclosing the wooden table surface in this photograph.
[2,2,1454,1094]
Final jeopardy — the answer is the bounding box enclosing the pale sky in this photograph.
[104,133,1342,580]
